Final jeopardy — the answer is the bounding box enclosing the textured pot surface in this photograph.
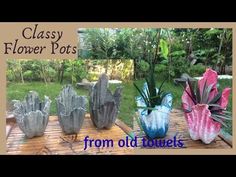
[12,91,51,138]
[136,83,173,139]
[183,104,221,144]
[89,74,122,129]
[56,85,87,134]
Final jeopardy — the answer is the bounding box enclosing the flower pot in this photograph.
[183,104,221,144]
[182,69,231,144]
[89,74,122,129]
[56,85,87,134]
[136,83,173,139]
[12,91,51,138]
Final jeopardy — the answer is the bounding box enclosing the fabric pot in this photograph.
[136,83,173,139]
[12,91,51,138]
[56,85,87,134]
[89,74,122,129]
[182,69,231,144]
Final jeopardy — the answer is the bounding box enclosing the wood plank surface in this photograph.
[7,115,134,155]
[133,109,232,149]
[6,109,232,155]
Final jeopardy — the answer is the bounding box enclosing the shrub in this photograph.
[138,60,149,72]
[189,64,206,77]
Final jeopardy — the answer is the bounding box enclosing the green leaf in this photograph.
[137,106,159,111]
[134,82,150,107]
[208,104,222,108]
[211,115,228,127]
[213,113,232,120]
[160,39,169,59]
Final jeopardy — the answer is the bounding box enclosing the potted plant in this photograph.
[134,29,173,139]
[89,73,122,129]
[134,72,173,139]
[56,85,87,134]
[182,68,231,144]
[12,91,51,138]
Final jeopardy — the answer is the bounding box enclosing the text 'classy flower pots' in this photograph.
[56,85,87,134]
[89,74,122,129]
[182,68,231,144]
[12,91,51,138]
[136,83,173,139]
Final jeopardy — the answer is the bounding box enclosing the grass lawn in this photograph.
[7,81,135,128]
[133,78,233,135]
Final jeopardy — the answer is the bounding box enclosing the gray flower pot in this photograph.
[12,91,51,138]
[56,85,87,134]
[89,74,122,129]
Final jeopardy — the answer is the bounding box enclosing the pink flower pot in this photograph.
[182,68,231,144]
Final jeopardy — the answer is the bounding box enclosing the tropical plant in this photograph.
[182,69,231,127]
[134,29,170,115]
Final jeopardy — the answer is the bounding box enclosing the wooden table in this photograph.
[6,114,134,155]
[133,109,232,149]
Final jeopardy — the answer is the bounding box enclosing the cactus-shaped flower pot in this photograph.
[12,91,51,138]
[89,74,122,129]
[136,83,173,139]
[56,85,87,134]
[182,68,231,144]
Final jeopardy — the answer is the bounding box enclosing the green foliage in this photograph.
[134,30,170,115]
[189,64,206,77]
[160,39,169,59]
[23,70,33,81]
[65,60,87,84]
[7,60,88,84]
[138,60,149,72]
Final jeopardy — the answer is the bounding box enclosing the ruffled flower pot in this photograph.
[182,69,231,144]
[89,74,122,129]
[136,83,173,139]
[12,91,51,138]
[56,85,87,134]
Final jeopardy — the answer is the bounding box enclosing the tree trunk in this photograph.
[18,61,24,83]
[40,63,47,85]
[105,59,109,74]
[20,67,24,83]
[60,60,65,84]
[167,30,172,81]
[217,29,226,74]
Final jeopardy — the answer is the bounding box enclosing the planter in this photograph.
[183,104,221,144]
[182,69,231,144]
[56,85,87,134]
[136,83,173,139]
[12,91,51,138]
[89,74,122,129]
